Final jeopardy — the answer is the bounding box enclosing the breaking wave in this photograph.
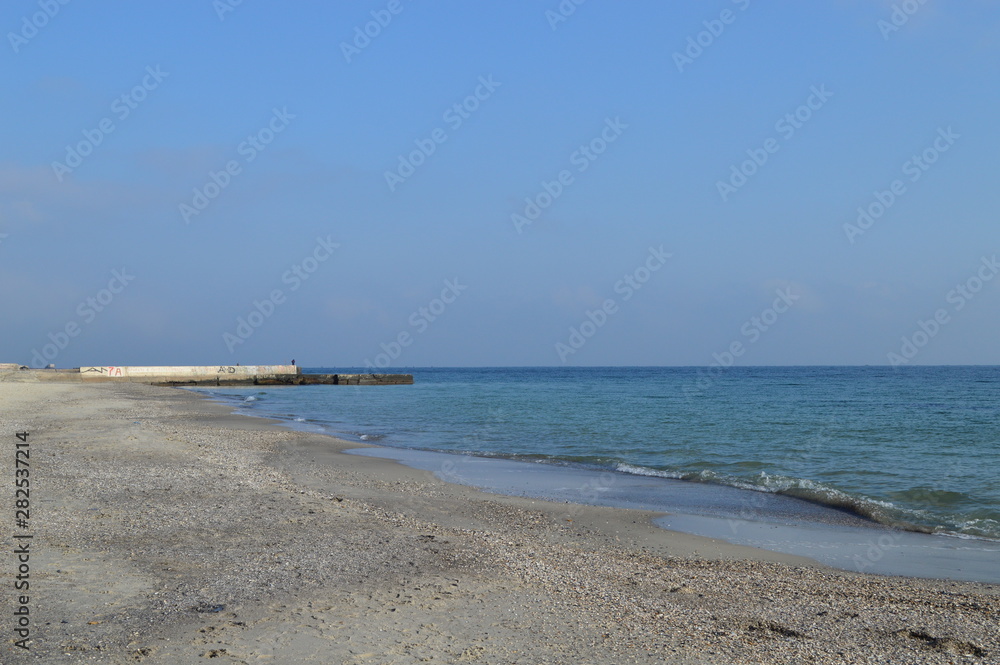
[615,462,999,540]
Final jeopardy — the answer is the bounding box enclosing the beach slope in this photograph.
[1,382,997,664]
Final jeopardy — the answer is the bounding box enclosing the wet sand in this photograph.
[346,445,1000,583]
[2,380,997,664]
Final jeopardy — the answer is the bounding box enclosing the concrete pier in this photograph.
[79,365,299,385]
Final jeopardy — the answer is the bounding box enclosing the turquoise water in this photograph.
[199,366,1000,541]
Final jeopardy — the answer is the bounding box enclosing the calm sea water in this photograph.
[199,366,1000,541]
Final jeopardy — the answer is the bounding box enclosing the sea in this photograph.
[193,366,1000,580]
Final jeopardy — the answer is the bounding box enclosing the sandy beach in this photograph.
[2,380,997,664]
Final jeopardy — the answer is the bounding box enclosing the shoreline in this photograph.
[342,446,1000,584]
[3,381,998,663]
[195,386,1000,584]
[191,372,1000,547]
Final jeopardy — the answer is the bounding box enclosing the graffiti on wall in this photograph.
[82,366,123,376]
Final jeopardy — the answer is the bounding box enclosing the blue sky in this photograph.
[2,0,999,368]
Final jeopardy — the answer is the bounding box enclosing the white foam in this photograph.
[615,463,685,479]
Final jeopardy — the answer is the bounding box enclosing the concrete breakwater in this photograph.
[80,365,299,385]
[0,364,413,386]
